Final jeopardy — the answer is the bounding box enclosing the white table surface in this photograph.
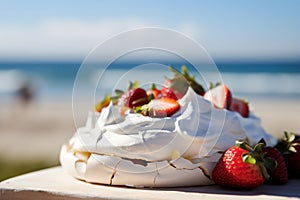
[0,166,299,200]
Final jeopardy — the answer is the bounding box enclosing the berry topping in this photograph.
[119,87,149,108]
[135,97,180,118]
[228,98,249,118]
[204,84,232,109]
[95,65,252,119]
[161,66,205,100]
[148,83,161,99]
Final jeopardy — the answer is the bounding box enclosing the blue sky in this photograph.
[0,0,299,61]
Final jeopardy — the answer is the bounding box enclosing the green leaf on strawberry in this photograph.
[242,154,256,165]
[128,80,139,90]
[114,89,124,97]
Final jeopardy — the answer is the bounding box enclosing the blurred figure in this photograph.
[17,82,34,105]
[0,69,35,106]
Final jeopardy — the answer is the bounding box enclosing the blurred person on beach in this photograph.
[16,82,34,106]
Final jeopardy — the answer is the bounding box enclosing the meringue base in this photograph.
[60,143,215,188]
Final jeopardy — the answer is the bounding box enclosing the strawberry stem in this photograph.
[258,162,270,180]
[168,66,205,96]
[114,89,124,97]
[276,131,300,154]
[236,140,253,152]
[209,82,221,90]
[151,83,157,90]
[128,81,139,89]
[236,140,277,180]
[148,93,154,101]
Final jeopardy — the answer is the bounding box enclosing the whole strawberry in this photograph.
[285,146,300,178]
[263,147,288,184]
[119,88,149,108]
[276,132,300,178]
[212,141,275,189]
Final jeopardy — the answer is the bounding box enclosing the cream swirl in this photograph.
[73,87,277,163]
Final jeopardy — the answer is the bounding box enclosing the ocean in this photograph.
[1,61,300,103]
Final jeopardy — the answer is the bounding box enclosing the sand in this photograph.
[0,97,300,162]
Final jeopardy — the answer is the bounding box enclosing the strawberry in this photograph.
[285,145,300,178]
[263,147,288,184]
[148,83,161,99]
[119,88,149,108]
[204,84,232,109]
[161,78,186,100]
[276,132,300,178]
[161,86,182,100]
[228,98,249,118]
[161,66,205,100]
[136,97,180,118]
[212,140,276,189]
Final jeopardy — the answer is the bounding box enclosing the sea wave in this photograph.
[1,63,300,102]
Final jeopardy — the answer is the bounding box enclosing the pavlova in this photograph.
[60,66,279,188]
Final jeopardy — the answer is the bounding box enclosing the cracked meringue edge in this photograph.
[60,141,215,188]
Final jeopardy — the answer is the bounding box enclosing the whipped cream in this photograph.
[72,87,277,163]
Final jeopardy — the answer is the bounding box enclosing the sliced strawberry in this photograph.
[119,88,149,108]
[228,98,249,118]
[204,84,232,109]
[149,98,180,117]
[137,97,180,118]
